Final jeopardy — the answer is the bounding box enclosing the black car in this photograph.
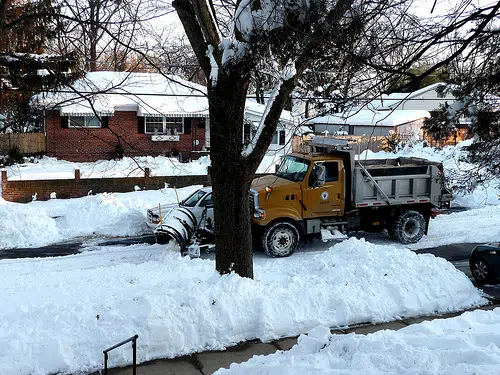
[469,242,500,284]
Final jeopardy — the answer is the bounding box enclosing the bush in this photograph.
[113,143,125,159]
[381,133,403,153]
[6,146,24,165]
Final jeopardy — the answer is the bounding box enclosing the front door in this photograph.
[302,161,344,218]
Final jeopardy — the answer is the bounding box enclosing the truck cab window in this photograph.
[324,162,339,182]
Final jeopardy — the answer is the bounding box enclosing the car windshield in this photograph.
[181,190,207,207]
[275,155,310,182]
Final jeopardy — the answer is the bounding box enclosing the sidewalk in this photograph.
[90,301,500,375]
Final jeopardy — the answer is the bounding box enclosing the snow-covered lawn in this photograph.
[217,308,500,375]
[3,153,281,181]
[0,238,487,375]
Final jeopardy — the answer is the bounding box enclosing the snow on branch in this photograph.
[234,0,312,39]
[206,45,219,86]
[241,61,297,157]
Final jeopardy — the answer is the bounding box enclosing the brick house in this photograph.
[35,72,295,162]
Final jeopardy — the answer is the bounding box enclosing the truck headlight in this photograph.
[253,209,266,220]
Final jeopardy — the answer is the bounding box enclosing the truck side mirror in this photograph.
[275,164,280,173]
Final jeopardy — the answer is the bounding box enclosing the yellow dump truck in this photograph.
[249,138,452,257]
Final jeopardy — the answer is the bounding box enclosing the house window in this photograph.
[69,116,102,128]
[145,117,183,135]
[271,130,286,145]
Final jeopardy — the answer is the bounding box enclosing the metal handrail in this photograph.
[103,334,139,375]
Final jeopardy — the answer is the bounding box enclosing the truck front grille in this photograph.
[249,189,259,212]
[249,192,255,213]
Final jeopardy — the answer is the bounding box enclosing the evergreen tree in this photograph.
[0,0,79,132]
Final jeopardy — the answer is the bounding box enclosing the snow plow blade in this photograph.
[154,207,197,250]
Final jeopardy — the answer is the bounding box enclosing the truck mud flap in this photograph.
[154,207,198,250]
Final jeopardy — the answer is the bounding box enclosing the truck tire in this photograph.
[262,221,300,257]
[391,210,425,244]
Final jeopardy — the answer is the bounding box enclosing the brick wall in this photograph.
[1,169,270,203]
[45,111,207,162]
[1,168,209,203]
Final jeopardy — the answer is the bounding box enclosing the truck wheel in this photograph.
[262,221,300,257]
[391,210,425,244]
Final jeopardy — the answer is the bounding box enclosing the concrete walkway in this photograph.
[89,301,500,375]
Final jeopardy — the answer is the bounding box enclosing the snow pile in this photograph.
[217,308,500,375]
[0,202,62,248]
[0,238,486,374]
[0,186,201,249]
[359,140,500,208]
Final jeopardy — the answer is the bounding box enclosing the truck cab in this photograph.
[250,152,351,257]
[250,138,451,257]
[251,153,346,224]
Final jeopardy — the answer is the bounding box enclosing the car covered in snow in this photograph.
[469,242,500,284]
[146,187,214,230]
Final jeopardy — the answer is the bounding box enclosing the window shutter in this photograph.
[184,118,192,135]
[101,117,109,128]
[138,116,144,134]
[61,116,69,128]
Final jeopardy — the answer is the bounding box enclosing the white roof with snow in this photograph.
[364,83,452,111]
[33,71,294,123]
[307,109,430,127]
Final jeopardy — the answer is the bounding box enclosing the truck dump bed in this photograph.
[353,157,449,208]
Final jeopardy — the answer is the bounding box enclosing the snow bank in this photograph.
[0,186,201,249]
[0,202,62,248]
[217,308,500,375]
[0,238,486,374]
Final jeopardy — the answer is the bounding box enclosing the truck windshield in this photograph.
[275,155,310,182]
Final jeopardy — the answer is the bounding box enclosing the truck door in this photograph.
[302,161,344,217]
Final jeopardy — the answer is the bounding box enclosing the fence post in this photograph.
[74,169,80,180]
[1,170,6,200]
[144,167,150,178]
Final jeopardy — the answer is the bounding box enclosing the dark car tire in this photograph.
[471,257,492,284]
[391,210,425,244]
[262,221,300,257]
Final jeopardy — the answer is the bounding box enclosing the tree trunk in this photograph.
[209,73,254,278]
